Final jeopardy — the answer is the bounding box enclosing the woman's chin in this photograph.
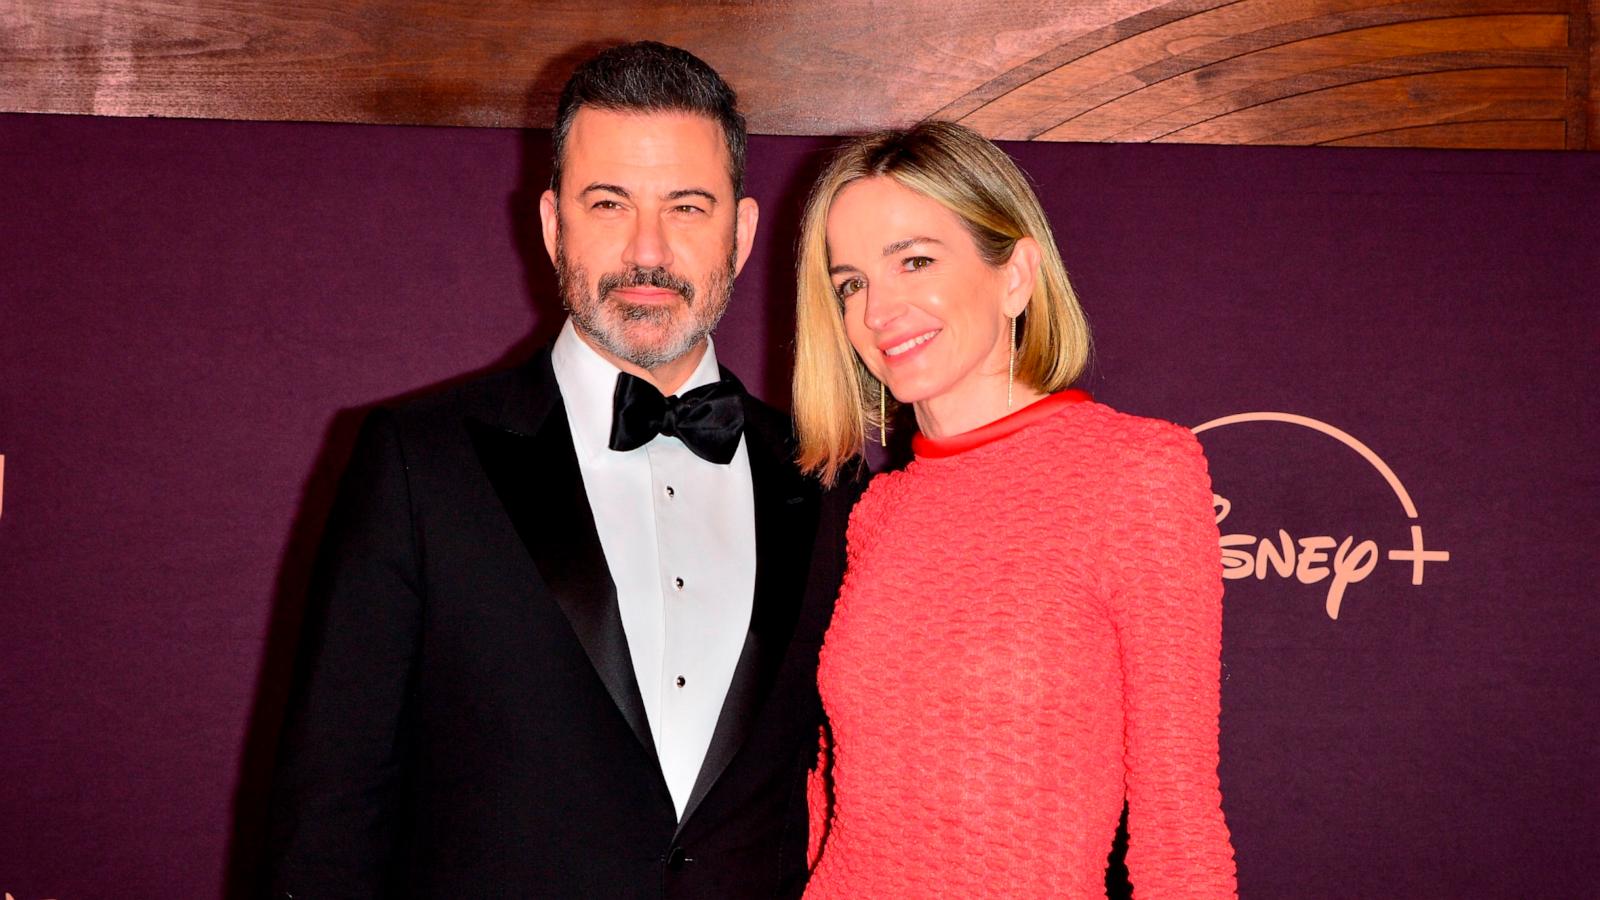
[884,385,930,407]
[883,374,959,408]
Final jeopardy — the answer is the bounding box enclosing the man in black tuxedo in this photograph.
[265,42,857,899]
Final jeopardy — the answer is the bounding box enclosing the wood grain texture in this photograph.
[1589,0,1598,143]
[0,1,1161,131]
[0,0,1593,149]
[1032,14,1569,140]
[1318,118,1566,145]
[1160,67,1567,142]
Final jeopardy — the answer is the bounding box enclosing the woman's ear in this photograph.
[1002,237,1042,318]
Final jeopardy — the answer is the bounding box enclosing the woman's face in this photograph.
[826,177,1025,417]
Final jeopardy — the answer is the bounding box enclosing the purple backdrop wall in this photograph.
[1,112,1596,898]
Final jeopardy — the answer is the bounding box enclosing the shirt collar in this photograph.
[550,317,724,463]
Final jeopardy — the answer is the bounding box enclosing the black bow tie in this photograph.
[607,371,746,464]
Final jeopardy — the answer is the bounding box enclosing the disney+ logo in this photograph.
[1194,412,1449,621]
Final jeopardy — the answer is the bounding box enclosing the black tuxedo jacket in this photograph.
[265,349,858,899]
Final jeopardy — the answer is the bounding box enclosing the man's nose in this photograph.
[624,214,672,269]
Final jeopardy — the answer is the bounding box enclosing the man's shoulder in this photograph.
[733,389,869,506]
[739,389,792,436]
[377,352,553,437]
[384,367,521,419]
[737,389,815,474]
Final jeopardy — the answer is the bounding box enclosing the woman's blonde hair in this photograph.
[793,120,1091,485]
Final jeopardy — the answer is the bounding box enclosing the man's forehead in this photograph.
[563,107,733,194]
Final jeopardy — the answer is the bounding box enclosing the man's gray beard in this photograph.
[556,240,737,372]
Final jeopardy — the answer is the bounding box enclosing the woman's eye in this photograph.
[834,277,864,301]
[904,256,935,271]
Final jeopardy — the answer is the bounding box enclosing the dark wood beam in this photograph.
[1,0,1592,149]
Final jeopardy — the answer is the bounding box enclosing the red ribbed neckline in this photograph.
[911,389,1092,459]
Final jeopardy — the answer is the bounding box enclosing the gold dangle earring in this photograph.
[878,378,888,447]
[1007,315,1018,409]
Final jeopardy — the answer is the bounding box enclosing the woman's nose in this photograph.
[861,283,906,331]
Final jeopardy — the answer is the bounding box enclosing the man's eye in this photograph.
[673,204,707,215]
[592,199,623,210]
[834,277,864,301]
[904,256,935,271]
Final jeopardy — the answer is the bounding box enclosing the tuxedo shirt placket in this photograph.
[550,320,756,820]
[646,428,755,818]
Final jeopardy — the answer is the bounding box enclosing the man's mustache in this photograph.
[597,266,696,305]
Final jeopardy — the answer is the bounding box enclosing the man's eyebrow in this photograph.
[883,236,943,256]
[664,188,719,205]
[579,182,631,198]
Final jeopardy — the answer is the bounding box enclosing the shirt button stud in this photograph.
[676,675,686,688]
[665,485,675,498]
[673,577,684,591]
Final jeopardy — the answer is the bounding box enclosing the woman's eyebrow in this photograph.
[882,236,942,256]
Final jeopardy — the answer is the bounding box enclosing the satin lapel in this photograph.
[466,365,657,761]
[677,394,821,831]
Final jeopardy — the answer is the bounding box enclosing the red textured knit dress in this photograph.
[805,390,1237,898]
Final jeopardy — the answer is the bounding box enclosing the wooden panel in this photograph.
[1027,15,1569,141]
[0,1,1168,133]
[1160,67,1567,143]
[0,0,1593,149]
[1590,0,1599,143]
[1319,118,1566,145]
[957,0,1455,137]
[953,0,1586,148]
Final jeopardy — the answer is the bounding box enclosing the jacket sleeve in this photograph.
[265,408,423,899]
[1108,424,1238,898]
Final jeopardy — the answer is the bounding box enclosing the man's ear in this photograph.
[539,189,559,263]
[1003,236,1042,318]
[732,196,760,276]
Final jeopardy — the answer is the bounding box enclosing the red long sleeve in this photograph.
[1110,418,1236,896]
[805,397,1237,898]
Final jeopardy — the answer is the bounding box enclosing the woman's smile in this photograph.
[880,329,941,361]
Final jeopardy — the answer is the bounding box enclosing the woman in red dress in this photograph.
[791,121,1238,898]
